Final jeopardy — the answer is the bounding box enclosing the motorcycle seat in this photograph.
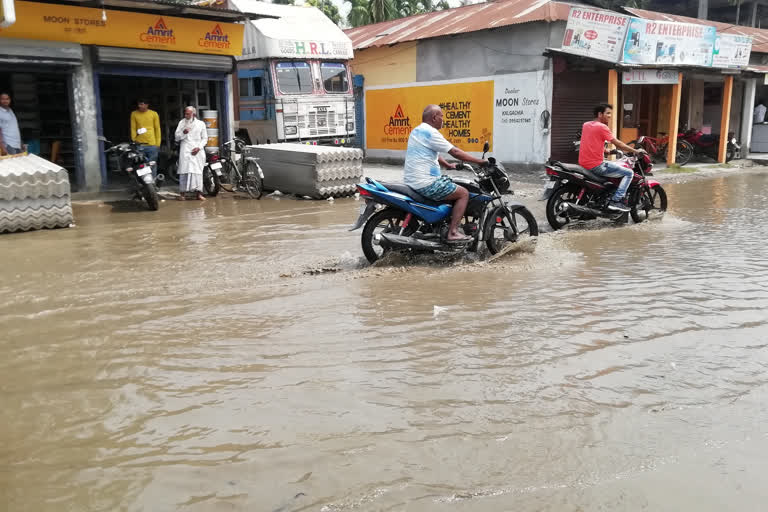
[556,163,614,186]
[380,182,448,207]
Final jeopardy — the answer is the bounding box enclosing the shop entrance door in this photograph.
[0,71,77,186]
[96,74,224,188]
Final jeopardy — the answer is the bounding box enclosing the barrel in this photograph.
[202,110,218,129]
[206,128,219,147]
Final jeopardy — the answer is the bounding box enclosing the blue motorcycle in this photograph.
[350,143,539,263]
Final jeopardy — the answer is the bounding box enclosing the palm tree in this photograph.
[347,0,371,26]
[369,0,396,23]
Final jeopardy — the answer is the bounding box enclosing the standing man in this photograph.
[754,98,766,124]
[0,92,23,155]
[579,103,643,212]
[174,106,208,201]
[130,99,161,175]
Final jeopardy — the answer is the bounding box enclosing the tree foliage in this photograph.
[346,0,450,28]
[272,0,295,5]
[305,0,341,25]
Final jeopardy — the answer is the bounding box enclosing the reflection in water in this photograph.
[2,172,768,511]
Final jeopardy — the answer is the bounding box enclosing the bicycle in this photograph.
[220,138,264,199]
[629,132,693,166]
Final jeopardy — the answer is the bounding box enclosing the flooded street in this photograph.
[3,169,768,511]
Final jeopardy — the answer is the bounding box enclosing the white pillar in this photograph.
[741,77,757,153]
[70,48,102,191]
[698,0,708,19]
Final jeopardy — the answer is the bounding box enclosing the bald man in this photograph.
[403,104,487,242]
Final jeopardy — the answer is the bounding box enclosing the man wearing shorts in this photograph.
[403,104,488,242]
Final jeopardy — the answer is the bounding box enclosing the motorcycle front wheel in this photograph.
[142,183,160,211]
[630,185,667,223]
[546,185,581,230]
[485,206,538,254]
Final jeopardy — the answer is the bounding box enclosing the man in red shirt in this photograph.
[579,103,643,212]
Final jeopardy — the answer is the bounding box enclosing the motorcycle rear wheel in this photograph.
[165,160,179,184]
[546,186,582,230]
[361,208,412,264]
[485,206,538,254]
[630,185,667,223]
[203,168,221,196]
[142,183,160,211]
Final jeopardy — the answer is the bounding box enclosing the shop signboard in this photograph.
[622,69,680,85]
[493,71,552,163]
[713,33,752,69]
[365,80,494,152]
[0,1,245,56]
[560,6,630,63]
[623,18,716,67]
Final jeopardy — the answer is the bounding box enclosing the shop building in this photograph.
[0,0,253,191]
[346,0,768,167]
[345,1,572,169]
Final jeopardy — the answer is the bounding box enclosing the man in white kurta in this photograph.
[175,106,208,200]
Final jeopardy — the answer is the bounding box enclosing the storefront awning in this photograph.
[96,46,234,73]
[1,37,82,66]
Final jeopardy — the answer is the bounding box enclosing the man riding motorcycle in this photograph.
[404,104,488,242]
[580,103,644,212]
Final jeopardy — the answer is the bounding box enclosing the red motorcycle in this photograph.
[543,150,667,229]
[679,128,741,162]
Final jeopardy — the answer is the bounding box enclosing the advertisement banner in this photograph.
[623,18,716,66]
[622,69,680,85]
[365,81,494,152]
[0,1,244,56]
[492,71,552,164]
[713,33,752,69]
[560,6,630,63]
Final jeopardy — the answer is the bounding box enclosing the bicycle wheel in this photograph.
[243,161,264,199]
[220,160,237,192]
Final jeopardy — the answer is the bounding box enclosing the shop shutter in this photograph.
[96,47,234,73]
[550,69,608,163]
[1,39,82,65]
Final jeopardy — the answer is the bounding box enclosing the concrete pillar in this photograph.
[741,78,756,153]
[667,73,683,166]
[718,75,734,163]
[698,0,708,19]
[608,69,619,136]
[751,1,759,27]
[70,48,102,191]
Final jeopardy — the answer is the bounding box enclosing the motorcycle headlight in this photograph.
[284,126,298,136]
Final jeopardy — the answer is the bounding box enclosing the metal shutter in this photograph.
[96,47,234,73]
[550,68,608,162]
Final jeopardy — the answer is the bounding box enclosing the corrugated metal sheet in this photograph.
[625,7,768,55]
[345,0,573,49]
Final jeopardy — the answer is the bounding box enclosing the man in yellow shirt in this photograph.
[130,99,161,176]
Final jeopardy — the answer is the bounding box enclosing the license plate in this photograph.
[136,167,152,177]
[545,181,555,189]
[214,169,222,176]
[211,162,222,170]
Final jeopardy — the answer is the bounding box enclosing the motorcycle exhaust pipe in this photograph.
[566,202,602,218]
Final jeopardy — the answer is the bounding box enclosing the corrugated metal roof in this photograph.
[625,7,768,54]
[344,0,573,49]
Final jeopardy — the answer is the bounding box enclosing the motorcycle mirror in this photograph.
[482,141,490,155]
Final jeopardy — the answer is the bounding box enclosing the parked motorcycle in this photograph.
[542,150,666,229]
[202,150,223,197]
[102,139,160,211]
[350,142,538,264]
[680,128,741,162]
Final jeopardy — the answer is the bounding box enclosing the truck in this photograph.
[232,1,356,146]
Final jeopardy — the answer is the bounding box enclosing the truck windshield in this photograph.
[321,62,349,93]
[276,62,312,94]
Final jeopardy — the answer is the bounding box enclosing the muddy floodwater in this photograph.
[3,170,768,511]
